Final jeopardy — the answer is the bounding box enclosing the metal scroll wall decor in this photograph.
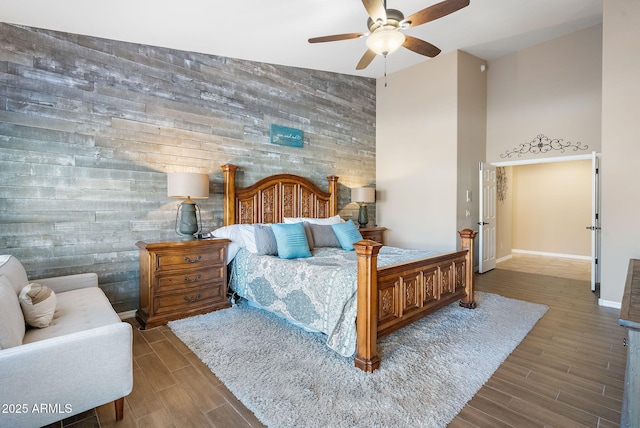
[500,134,589,158]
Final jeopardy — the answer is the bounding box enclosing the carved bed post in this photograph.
[353,239,383,372]
[327,175,339,216]
[458,229,478,309]
[221,164,238,226]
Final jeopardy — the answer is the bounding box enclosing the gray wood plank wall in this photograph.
[0,24,376,312]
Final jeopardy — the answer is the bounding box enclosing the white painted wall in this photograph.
[376,51,459,251]
[600,0,640,305]
[457,51,488,236]
[486,25,602,163]
[376,51,486,253]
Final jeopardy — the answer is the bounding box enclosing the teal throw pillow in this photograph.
[331,220,363,251]
[270,223,312,259]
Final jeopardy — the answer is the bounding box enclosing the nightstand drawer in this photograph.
[136,238,231,329]
[359,227,387,245]
[155,247,225,271]
[362,230,383,243]
[152,283,226,316]
[156,267,225,293]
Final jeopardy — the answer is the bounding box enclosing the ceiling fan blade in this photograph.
[361,0,387,23]
[403,35,442,58]
[356,49,377,70]
[405,0,470,28]
[308,33,365,43]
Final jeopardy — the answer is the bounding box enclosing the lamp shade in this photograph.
[167,172,209,199]
[366,28,406,56]
[351,187,375,204]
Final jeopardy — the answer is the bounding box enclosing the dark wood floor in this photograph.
[49,260,626,428]
[450,268,626,427]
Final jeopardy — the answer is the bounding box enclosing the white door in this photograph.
[478,162,497,273]
[588,152,601,292]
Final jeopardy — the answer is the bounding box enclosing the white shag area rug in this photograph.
[168,292,547,428]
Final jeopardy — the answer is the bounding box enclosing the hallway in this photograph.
[495,253,591,282]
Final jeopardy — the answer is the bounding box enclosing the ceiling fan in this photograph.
[308,0,470,70]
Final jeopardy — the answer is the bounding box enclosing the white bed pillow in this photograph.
[283,214,343,225]
[19,282,57,328]
[211,224,246,264]
[239,224,258,253]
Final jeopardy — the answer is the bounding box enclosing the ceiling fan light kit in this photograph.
[366,28,405,56]
[308,0,470,70]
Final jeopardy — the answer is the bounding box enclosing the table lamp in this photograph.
[167,172,209,239]
[351,187,375,228]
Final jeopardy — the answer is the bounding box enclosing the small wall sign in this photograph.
[270,124,303,148]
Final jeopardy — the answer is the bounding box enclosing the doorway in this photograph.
[489,154,597,284]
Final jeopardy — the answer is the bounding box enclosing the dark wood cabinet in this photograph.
[620,258,640,427]
[136,238,231,329]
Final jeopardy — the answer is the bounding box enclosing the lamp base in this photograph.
[357,204,369,228]
[175,202,201,239]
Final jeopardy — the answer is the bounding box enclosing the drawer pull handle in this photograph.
[184,274,201,283]
[624,338,628,347]
[184,293,201,303]
[184,255,202,263]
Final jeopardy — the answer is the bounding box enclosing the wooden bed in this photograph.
[221,164,477,372]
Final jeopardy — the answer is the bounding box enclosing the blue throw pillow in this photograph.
[270,223,312,259]
[332,221,363,251]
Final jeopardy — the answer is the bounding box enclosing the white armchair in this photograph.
[0,255,133,427]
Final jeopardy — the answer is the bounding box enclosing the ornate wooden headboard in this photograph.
[221,164,339,226]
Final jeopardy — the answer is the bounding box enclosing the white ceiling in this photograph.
[0,0,603,78]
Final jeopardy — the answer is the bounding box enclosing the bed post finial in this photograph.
[353,239,383,372]
[327,175,339,216]
[458,229,477,309]
[221,164,238,226]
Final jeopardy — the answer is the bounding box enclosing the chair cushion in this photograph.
[0,255,29,295]
[0,279,26,349]
[23,286,120,344]
[19,283,57,328]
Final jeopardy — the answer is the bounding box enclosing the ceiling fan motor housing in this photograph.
[367,9,405,32]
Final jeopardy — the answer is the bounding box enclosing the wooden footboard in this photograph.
[353,229,477,372]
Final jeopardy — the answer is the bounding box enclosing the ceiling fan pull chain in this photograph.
[384,55,388,87]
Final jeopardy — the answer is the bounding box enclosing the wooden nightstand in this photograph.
[135,238,231,329]
[359,226,387,245]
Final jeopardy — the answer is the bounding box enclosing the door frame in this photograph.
[491,153,600,289]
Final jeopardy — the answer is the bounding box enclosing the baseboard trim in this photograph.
[118,309,136,321]
[598,298,621,309]
[496,255,513,264]
[511,249,591,261]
